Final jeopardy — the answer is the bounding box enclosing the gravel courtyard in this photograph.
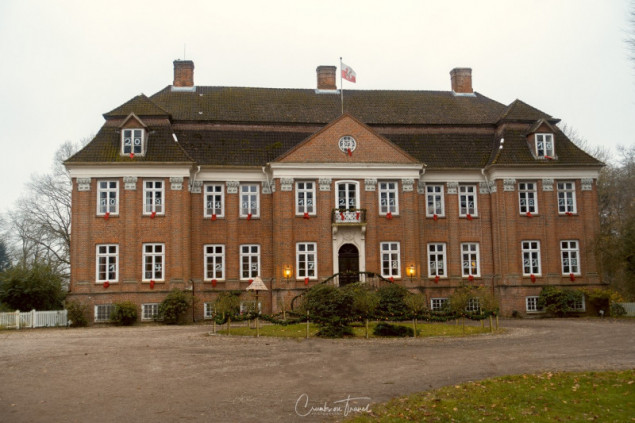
[1,318,633,422]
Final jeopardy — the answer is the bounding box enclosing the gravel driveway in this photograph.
[0,319,633,422]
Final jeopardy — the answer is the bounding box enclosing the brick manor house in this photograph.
[65,60,603,323]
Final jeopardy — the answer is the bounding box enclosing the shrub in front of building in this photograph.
[159,289,191,325]
[110,301,138,326]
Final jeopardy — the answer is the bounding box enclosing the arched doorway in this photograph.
[338,243,359,286]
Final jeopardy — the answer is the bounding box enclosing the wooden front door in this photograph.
[338,243,359,286]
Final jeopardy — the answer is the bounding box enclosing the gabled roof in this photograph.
[497,99,558,124]
[525,118,557,135]
[103,94,170,119]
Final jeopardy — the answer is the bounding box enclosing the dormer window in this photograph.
[122,129,145,156]
[535,133,554,159]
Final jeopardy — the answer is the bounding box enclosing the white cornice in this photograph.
[486,167,601,180]
[268,163,423,179]
[68,164,191,179]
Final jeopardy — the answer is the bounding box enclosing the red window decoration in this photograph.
[355,211,360,220]
[433,214,438,221]
[248,279,253,285]
[211,214,217,221]
[565,212,573,216]
[151,211,157,219]
[340,212,345,221]
[389,276,394,283]
[247,213,252,221]
[150,280,155,289]
[104,212,110,221]
[347,148,352,157]
[386,211,393,220]
[526,211,533,218]
[303,212,310,220]
[212,279,217,287]
[530,274,536,283]
[103,281,110,288]
[304,277,309,286]
[569,273,575,282]
[129,152,135,159]
[466,213,473,221]
[468,274,474,282]
[434,275,440,283]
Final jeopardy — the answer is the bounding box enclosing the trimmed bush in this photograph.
[304,284,354,337]
[373,322,415,337]
[375,284,409,319]
[159,289,191,325]
[538,286,584,317]
[66,300,89,327]
[110,301,138,326]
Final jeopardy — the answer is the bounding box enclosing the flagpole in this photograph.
[340,57,344,115]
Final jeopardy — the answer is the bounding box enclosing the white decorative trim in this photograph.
[319,178,332,191]
[262,181,274,195]
[479,181,495,194]
[402,178,414,192]
[77,178,91,191]
[581,178,593,191]
[123,176,137,190]
[67,165,190,179]
[417,180,426,194]
[170,177,183,191]
[280,178,294,192]
[542,178,554,192]
[226,181,239,194]
[503,178,516,192]
[364,178,377,191]
[447,182,458,194]
[190,180,203,194]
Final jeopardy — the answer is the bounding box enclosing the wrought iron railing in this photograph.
[332,208,366,224]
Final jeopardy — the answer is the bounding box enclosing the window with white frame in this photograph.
[122,128,144,155]
[518,182,538,214]
[296,181,316,215]
[143,180,164,215]
[378,181,399,215]
[297,243,317,279]
[522,241,541,276]
[425,184,445,217]
[240,184,259,217]
[571,295,586,312]
[96,244,118,283]
[526,296,544,313]
[459,185,477,217]
[380,242,401,278]
[336,181,359,210]
[204,184,224,218]
[240,301,262,314]
[431,298,448,312]
[94,304,114,322]
[240,244,260,280]
[204,302,215,319]
[461,243,480,277]
[204,245,225,281]
[535,133,554,158]
[427,243,447,278]
[97,180,118,215]
[466,298,480,313]
[557,182,577,214]
[141,303,158,321]
[143,243,164,281]
[561,240,580,275]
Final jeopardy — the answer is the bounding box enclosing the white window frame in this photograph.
[295,181,316,215]
[380,242,401,278]
[431,298,448,312]
[561,240,581,275]
[97,180,119,215]
[425,184,445,217]
[521,241,541,276]
[240,301,262,314]
[240,184,260,218]
[94,304,114,323]
[143,180,164,215]
[96,244,118,283]
[335,181,360,210]
[535,133,554,158]
[296,242,317,280]
[204,302,215,319]
[240,244,260,280]
[571,295,586,312]
[466,298,480,313]
[518,181,538,214]
[461,242,481,277]
[141,303,159,321]
[459,185,478,217]
[378,181,399,215]
[526,296,545,313]
[121,128,145,156]
[557,181,577,214]
[143,243,165,281]
[204,183,225,218]
[204,244,225,281]
[427,243,447,278]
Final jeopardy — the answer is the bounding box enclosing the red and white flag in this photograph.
[341,62,356,83]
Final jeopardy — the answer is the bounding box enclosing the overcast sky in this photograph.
[0,0,633,216]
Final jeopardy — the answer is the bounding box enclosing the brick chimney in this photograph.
[450,68,473,94]
[316,66,337,90]
[173,60,195,87]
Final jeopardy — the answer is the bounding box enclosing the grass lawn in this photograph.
[343,370,634,422]
[212,320,494,338]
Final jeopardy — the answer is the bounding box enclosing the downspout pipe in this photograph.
[481,168,497,298]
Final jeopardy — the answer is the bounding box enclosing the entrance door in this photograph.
[338,243,359,286]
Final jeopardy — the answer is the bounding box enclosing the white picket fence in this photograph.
[617,303,635,316]
[0,309,68,329]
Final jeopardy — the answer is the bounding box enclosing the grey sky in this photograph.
[0,0,633,215]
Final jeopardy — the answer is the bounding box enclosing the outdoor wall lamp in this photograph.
[406,265,415,281]
[283,266,293,281]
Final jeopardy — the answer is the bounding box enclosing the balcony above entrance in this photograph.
[332,208,366,225]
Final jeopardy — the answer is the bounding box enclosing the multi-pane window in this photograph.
[240,244,260,280]
[204,245,225,281]
[296,182,316,215]
[431,298,448,312]
[427,243,447,278]
[143,243,164,281]
[378,181,398,215]
[518,182,538,214]
[96,244,118,283]
[144,180,164,215]
[336,181,358,209]
[297,243,317,279]
[461,243,480,277]
[97,181,118,215]
[122,129,144,155]
[204,303,215,319]
[240,301,262,314]
[459,185,477,217]
[535,133,554,158]
[466,298,480,313]
[204,184,224,218]
[561,240,580,275]
[380,242,401,278]
[94,304,114,322]
[522,241,541,276]
[425,184,445,217]
[141,304,159,321]
[526,296,544,313]
[571,295,586,312]
[240,184,259,217]
[557,182,577,214]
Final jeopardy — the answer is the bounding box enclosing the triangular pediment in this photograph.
[274,113,419,164]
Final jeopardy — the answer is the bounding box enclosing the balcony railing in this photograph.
[332,208,366,225]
